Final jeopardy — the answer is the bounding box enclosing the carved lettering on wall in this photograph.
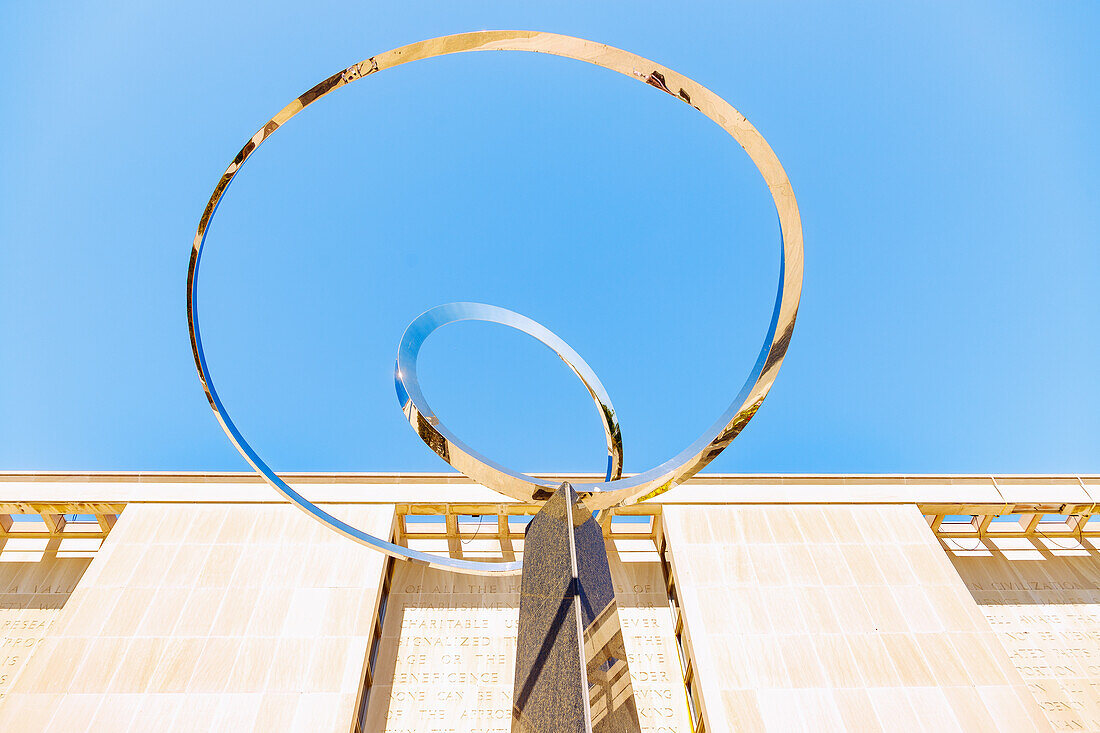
[366,560,691,731]
[0,559,89,699]
[953,557,1100,732]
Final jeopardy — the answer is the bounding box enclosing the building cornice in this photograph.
[0,472,1095,514]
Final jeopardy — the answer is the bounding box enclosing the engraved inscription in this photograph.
[0,558,90,699]
[953,553,1100,732]
[365,553,691,731]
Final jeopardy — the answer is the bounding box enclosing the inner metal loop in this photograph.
[187,30,804,573]
[395,302,623,490]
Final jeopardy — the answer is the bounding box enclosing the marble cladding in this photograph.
[663,505,1053,732]
[0,503,393,732]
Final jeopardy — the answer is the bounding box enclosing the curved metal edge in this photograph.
[188,30,803,571]
[394,302,623,495]
[189,261,520,574]
[578,240,792,507]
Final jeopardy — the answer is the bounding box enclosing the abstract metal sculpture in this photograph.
[187,29,803,572]
[395,302,624,491]
[187,30,802,732]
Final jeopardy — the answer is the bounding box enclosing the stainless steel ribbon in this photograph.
[188,31,804,574]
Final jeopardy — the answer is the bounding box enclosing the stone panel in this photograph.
[512,485,641,732]
[0,558,90,699]
[951,543,1100,731]
[0,503,393,732]
[663,505,1051,732]
[365,543,689,732]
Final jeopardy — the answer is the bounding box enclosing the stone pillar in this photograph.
[512,484,641,733]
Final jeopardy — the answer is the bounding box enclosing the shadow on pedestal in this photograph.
[512,483,641,733]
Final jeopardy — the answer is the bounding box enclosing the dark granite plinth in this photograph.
[512,483,641,733]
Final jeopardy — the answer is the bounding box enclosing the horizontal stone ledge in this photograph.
[0,472,1095,507]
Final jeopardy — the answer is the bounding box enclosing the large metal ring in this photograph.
[396,302,623,488]
[188,31,803,572]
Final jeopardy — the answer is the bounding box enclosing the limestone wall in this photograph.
[0,558,89,700]
[663,505,1052,731]
[0,504,392,732]
[363,543,690,732]
[0,491,1095,732]
[952,544,1100,731]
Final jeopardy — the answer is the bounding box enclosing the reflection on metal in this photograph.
[187,31,803,574]
[512,483,641,733]
[395,303,623,491]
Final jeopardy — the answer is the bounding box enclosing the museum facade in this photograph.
[0,471,1096,731]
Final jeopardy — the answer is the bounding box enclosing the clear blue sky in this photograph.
[2,2,1097,475]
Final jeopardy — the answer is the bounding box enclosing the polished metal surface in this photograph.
[187,31,804,574]
[395,302,623,494]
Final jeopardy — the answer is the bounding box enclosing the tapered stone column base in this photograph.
[511,483,641,733]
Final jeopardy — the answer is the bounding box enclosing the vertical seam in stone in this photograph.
[565,486,594,732]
